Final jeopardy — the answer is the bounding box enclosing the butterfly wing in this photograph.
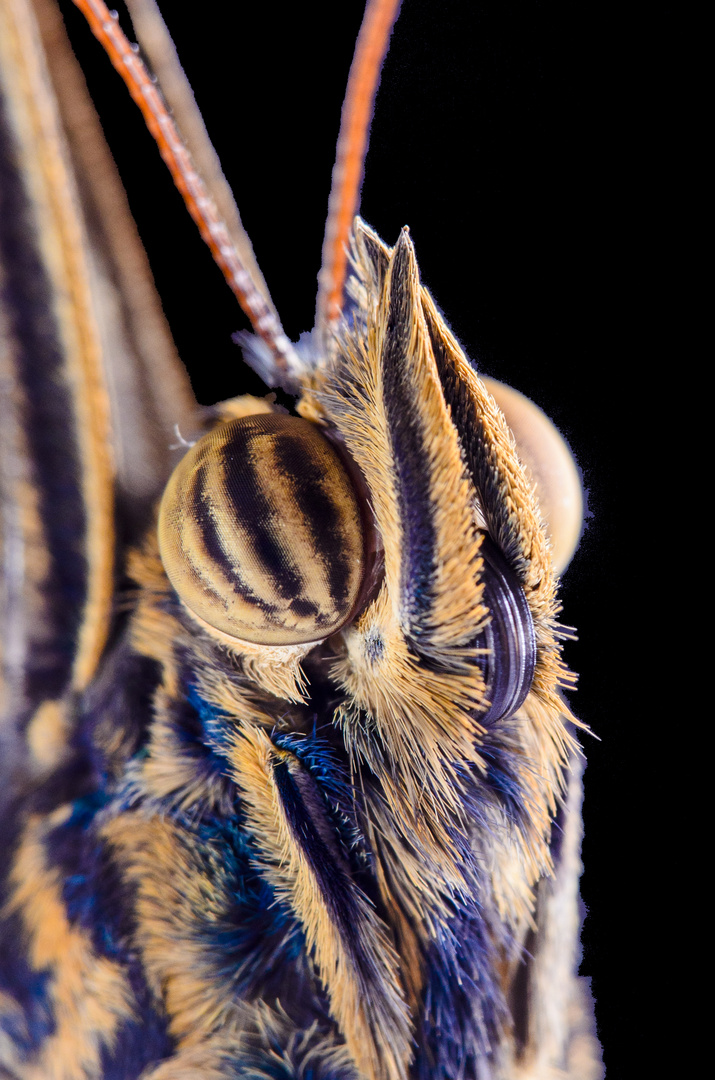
[0,0,196,757]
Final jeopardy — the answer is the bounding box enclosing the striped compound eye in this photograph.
[158,414,367,645]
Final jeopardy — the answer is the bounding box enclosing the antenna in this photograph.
[73,0,403,377]
[72,0,301,382]
[315,0,402,344]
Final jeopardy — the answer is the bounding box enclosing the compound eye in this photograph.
[158,414,366,645]
[482,378,583,574]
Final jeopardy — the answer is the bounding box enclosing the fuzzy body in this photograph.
[0,221,599,1079]
[0,535,596,1080]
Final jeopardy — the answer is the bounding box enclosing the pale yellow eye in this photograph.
[482,378,584,574]
[158,414,366,645]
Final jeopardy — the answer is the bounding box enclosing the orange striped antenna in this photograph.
[315,0,403,341]
[72,0,301,381]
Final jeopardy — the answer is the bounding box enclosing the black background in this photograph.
[57,1,643,1072]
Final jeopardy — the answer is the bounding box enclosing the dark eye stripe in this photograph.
[178,437,310,624]
[215,441,305,603]
[185,460,273,616]
[159,415,366,645]
[271,435,355,610]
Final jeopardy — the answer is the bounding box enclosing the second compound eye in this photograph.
[158,414,367,645]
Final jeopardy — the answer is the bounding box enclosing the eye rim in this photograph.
[176,599,323,657]
[158,413,370,647]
